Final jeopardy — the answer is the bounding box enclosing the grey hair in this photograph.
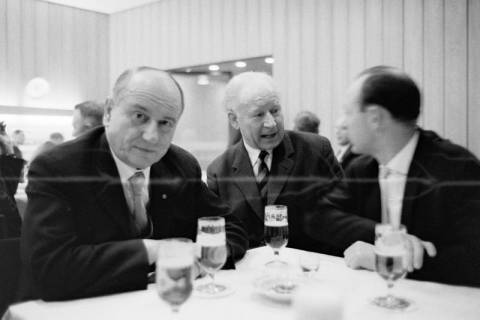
[223,72,279,113]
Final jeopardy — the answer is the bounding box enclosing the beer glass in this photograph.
[264,205,289,266]
[372,224,410,310]
[196,216,228,296]
[156,238,195,313]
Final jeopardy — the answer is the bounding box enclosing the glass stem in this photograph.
[208,272,215,291]
[386,280,395,302]
[274,250,279,259]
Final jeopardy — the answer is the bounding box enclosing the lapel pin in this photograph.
[162,194,167,199]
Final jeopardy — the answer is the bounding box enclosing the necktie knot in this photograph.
[129,172,145,197]
[259,150,269,162]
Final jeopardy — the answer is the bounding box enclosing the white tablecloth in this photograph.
[3,247,480,320]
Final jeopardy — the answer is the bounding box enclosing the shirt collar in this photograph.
[385,130,419,176]
[243,140,272,167]
[109,147,150,186]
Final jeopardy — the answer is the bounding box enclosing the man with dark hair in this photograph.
[20,66,247,301]
[72,101,105,137]
[293,110,320,134]
[307,66,480,286]
[207,72,342,253]
[334,116,359,171]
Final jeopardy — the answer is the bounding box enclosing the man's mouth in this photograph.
[134,146,155,153]
[261,132,277,139]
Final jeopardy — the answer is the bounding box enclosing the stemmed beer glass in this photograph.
[196,216,228,297]
[372,224,410,310]
[156,238,195,313]
[264,205,289,266]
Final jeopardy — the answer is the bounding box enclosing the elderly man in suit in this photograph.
[20,67,248,301]
[308,66,480,287]
[207,72,342,252]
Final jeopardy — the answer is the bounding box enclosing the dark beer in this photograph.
[156,262,193,309]
[264,224,289,250]
[198,245,227,274]
[375,251,407,281]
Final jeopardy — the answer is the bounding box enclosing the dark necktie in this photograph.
[129,171,148,234]
[257,150,269,205]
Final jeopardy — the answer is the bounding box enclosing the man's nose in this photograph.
[142,121,159,143]
[263,112,276,128]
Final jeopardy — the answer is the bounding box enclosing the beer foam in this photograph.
[265,220,288,227]
[196,233,226,246]
[157,256,194,268]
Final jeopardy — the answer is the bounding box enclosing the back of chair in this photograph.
[0,237,21,316]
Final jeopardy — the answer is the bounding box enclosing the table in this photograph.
[3,247,480,320]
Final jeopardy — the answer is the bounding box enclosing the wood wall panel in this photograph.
[109,0,478,153]
[468,0,480,156]
[0,0,109,109]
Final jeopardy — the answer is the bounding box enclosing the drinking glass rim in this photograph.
[265,205,287,210]
[198,216,225,222]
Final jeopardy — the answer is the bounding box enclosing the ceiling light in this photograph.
[235,61,247,68]
[208,65,220,71]
[25,77,51,98]
[185,68,192,73]
[197,75,210,86]
[265,57,274,64]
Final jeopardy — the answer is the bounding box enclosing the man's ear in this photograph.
[103,98,113,126]
[228,111,240,130]
[365,104,383,129]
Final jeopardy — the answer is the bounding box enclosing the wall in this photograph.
[110,0,480,156]
[0,0,109,109]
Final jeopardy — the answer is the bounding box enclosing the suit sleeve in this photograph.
[411,158,480,287]
[22,157,150,301]
[196,162,248,264]
[319,137,344,179]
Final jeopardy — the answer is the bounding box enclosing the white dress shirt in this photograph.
[379,130,419,228]
[110,149,150,213]
[243,141,272,178]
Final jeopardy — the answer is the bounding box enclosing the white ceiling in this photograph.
[42,0,159,14]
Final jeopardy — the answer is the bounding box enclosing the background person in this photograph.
[293,110,320,134]
[72,100,104,137]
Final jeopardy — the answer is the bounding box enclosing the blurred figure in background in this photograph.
[334,116,359,171]
[293,110,320,134]
[31,132,65,160]
[72,100,104,137]
[11,129,25,159]
[0,122,25,238]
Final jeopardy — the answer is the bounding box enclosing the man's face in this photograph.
[230,88,285,151]
[104,71,183,169]
[343,77,374,155]
[335,120,349,146]
[72,109,84,137]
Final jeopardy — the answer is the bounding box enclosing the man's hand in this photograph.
[142,239,160,265]
[344,236,437,271]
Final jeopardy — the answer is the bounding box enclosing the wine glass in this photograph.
[195,216,228,296]
[299,252,320,277]
[264,205,289,267]
[156,238,195,313]
[372,224,410,310]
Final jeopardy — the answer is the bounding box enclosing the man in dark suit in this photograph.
[20,67,247,301]
[207,72,342,253]
[308,66,480,286]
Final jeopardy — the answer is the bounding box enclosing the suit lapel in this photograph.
[148,158,185,237]
[401,133,432,228]
[231,143,264,221]
[93,135,134,237]
[268,134,294,204]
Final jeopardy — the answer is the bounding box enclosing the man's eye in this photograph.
[132,112,148,123]
[159,120,174,128]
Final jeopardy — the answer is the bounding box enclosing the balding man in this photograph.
[19,67,247,301]
[207,72,342,252]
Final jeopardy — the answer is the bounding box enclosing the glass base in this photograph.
[195,282,234,298]
[265,259,288,268]
[372,295,411,310]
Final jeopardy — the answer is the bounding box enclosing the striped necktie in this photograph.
[129,171,148,234]
[257,150,269,205]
